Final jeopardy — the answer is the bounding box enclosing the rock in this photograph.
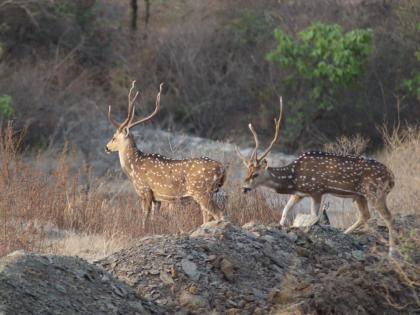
[160,271,175,285]
[351,250,365,261]
[181,258,200,281]
[220,258,235,281]
[292,213,319,227]
[287,232,298,242]
[188,285,199,295]
[225,307,241,315]
[179,290,208,310]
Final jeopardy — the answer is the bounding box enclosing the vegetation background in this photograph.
[0,0,418,150]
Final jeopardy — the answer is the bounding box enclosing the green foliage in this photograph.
[402,23,420,99]
[231,10,267,46]
[55,0,97,31]
[267,22,373,110]
[0,95,13,118]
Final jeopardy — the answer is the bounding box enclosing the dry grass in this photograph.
[381,126,420,215]
[0,123,281,257]
[323,134,369,156]
[0,124,419,259]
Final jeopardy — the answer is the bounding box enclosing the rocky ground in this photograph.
[1,216,418,315]
[97,215,419,315]
[0,251,165,314]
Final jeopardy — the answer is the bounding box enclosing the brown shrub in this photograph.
[324,134,370,156]
[381,126,420,215]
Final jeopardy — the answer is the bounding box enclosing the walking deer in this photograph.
[236,99,397,255]
[105,81,226,227]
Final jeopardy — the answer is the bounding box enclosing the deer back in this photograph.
[129,154,225,200]
[291,152,394,197]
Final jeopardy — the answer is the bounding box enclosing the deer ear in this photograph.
[123,127,130,137]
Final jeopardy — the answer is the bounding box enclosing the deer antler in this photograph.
[107,80,140,130]
[248,123,259,162]
[108,106,120,128]
[127,83,163,130]
[256,97,283,161]
[235,146,249,166]
[237,97,283,164]
[123,80,140,129]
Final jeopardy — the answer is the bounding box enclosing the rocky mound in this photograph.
[0,251,165,315]
[98,219,420,314]
[1,216,417,315]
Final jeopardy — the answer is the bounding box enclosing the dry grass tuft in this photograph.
[381,126,420,215]
[323,134,370,156]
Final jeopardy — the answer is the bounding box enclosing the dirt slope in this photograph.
[0,251,165,315]
[98,217,420,314]
[0,216,418,315]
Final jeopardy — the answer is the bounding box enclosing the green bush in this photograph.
[402,24,420,99]
[0,95,12,118]
[267,22,372,110]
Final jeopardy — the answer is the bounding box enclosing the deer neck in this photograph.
[266,165,296,193]
[118,137,143,174]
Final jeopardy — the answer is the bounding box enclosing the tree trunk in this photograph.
[130,0,138,32]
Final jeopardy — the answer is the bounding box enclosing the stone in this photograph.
[179,291,208,310]
[159,271,175,285]
[351,250,365,261]
[292,214,319,227]
[220,258,235,282]
[181,259,200,281]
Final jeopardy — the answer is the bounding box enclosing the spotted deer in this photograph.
[235,99,397,255]
[105,81,226,227]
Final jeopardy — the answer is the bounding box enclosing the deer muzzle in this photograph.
[105,145,111,154]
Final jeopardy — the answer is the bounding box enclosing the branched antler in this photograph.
[127,83,163,129]
[107,81,163,131]
[235,97,284,165]
[257,97,283,161]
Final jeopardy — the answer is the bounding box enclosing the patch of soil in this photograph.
[0,250,165,314]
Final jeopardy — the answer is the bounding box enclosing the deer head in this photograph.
[105,81,163,153]
[236,98,283,192]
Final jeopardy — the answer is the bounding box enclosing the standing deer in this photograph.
[105,81,226,227]
[235,99,397,255]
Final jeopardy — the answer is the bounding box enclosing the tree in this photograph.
[267,22,372,142]
[130,0,150,34]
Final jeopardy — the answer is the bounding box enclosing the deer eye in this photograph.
[251,173,259,179]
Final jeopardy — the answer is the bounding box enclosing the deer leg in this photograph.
[310,194,322,216]
[140,191,153,230]
[280,194,303,226]
[371,197,398,256]
[151,201,161,220]
[202,210,212,224]
[194,194,223,223]
[345,196,370,234]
